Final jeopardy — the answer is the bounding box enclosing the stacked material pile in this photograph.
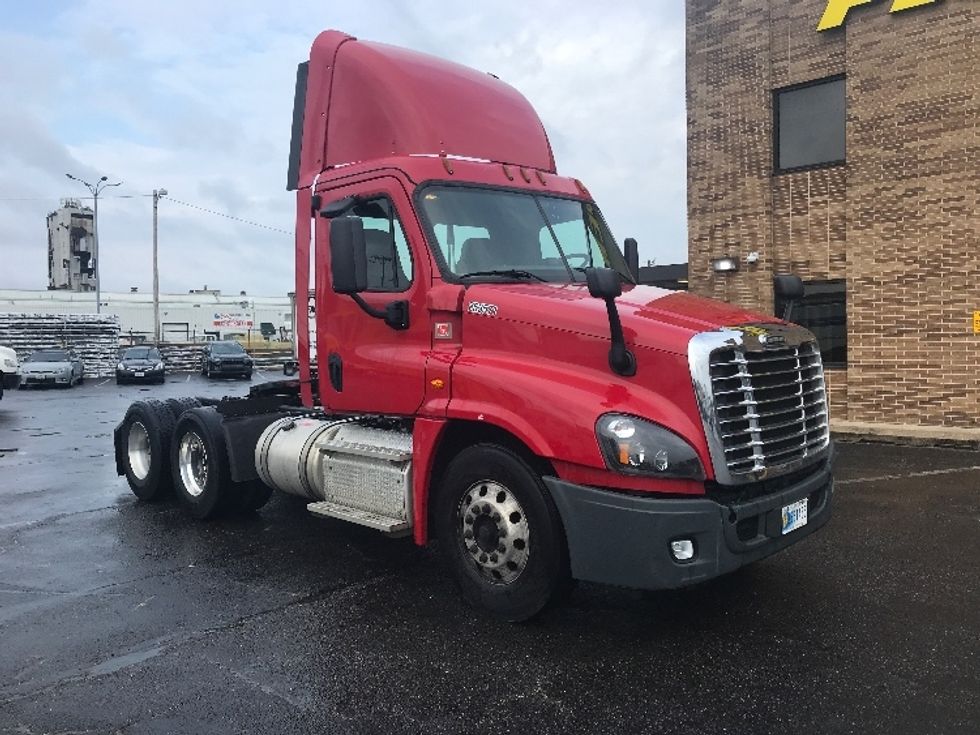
[158,343,205,373]
[0,313,120,377]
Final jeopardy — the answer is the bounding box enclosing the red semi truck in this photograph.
[114,30,833,621]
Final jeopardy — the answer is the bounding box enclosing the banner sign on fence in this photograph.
[213,312,253,328]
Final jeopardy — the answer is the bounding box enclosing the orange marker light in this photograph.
[430,379,445,389]
[618,443,630,465]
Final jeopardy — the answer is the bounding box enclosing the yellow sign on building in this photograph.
[973,311,980,335]
[818,0,939,31]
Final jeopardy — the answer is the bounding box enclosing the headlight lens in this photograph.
[118,362,126,370]
[596,414,705,480]
[2,358,15,369]
[155,362,164,370]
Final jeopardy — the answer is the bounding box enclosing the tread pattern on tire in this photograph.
[164,396,202,420]
[122,399,177,501]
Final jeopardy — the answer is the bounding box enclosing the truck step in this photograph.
[306,500,411,536]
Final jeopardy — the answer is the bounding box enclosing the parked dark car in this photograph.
[117,347,166,384]
[202,341,253,379]
[20,349,84,388]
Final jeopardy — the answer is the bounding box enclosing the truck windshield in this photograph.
[418,186,633,284]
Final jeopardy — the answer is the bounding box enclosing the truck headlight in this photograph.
[118,362,126,371]
[596,414,705,480]
[155,362,164,370]
[2,359,15,369]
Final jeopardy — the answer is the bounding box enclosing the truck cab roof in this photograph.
[288,30,556,191]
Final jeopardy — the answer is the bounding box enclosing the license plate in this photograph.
[781,498,808,535]
[135,371,144,377]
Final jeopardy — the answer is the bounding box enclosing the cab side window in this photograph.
[354,198,414,292]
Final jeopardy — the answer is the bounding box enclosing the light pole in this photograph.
[152,188,168,344]
[65,173,122,313]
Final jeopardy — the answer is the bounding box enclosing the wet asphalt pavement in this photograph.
[0,374,978,734]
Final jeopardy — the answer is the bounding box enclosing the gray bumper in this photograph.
[545,460,833,591]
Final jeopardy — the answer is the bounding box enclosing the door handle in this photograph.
[328,352,343,392]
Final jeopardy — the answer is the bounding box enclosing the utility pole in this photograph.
[152,189,168,344]
[66,173,122,313]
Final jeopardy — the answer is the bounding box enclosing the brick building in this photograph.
[686,0,978,432]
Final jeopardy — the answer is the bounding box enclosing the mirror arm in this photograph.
[350,294,410,330]
[602,297,636,377]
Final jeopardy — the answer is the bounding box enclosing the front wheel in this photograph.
[435,444,571,622]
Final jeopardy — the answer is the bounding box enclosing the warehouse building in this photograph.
[0,289,292,344]
[686,0,978,432]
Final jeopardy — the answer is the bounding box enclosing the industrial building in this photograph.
[686,0,978,432]
[0,289,292,344]
[46,199,96,291]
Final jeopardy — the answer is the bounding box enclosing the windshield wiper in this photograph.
[458,269,547,282]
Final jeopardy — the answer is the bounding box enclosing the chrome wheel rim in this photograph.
[178,430,208,497]
[458,480,530,585]
[126,421,151,481]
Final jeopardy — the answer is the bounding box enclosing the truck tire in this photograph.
[164,397,201,420]
[435,444,571,622]
[119,399,177,501]
[171,408,233,520]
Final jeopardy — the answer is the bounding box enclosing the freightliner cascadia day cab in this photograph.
[113,31,834,621]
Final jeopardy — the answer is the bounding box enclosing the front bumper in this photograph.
[2,372,20,389]
[207,362,251,376]
[117,368,165,381]
[545,458,833,591]
[22,373,72,386]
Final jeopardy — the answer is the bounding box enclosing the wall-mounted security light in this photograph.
[746,251,760,264]
[711,256,740,273]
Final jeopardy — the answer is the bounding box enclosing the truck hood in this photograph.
[464,282,777,355]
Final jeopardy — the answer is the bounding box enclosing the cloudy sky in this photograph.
[0,0,686,297]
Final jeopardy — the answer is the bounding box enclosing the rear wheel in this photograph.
[164,396,201,420]
[171,408,233,519]
[435,444,571,622]
[119,399,177,501]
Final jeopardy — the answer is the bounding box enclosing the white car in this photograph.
[0,345,21,400]
[20,348,84,388]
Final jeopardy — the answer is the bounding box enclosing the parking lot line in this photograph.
[837,464,980,486]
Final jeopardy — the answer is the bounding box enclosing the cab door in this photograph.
[315,176,430,416]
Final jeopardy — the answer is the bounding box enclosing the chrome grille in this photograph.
[710,342,829,476]
[689,326,831,485]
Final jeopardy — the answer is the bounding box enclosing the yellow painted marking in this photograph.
[817,0,937,30]
[817,0,874,31]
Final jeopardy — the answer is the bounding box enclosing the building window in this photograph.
[774,77,845,172]
[775,279,847,367]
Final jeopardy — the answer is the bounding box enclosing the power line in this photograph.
[163,197,292,236]
[0,192,292,236]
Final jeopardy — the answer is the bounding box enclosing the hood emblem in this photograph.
[468,301,498,318]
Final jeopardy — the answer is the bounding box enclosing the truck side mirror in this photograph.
[774,274,804,321]
[623,238,639,281]
[329,216,367,294]
[584,267,636,377]
[585,266,622,300]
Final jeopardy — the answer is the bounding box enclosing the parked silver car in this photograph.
[20,349,84,388]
